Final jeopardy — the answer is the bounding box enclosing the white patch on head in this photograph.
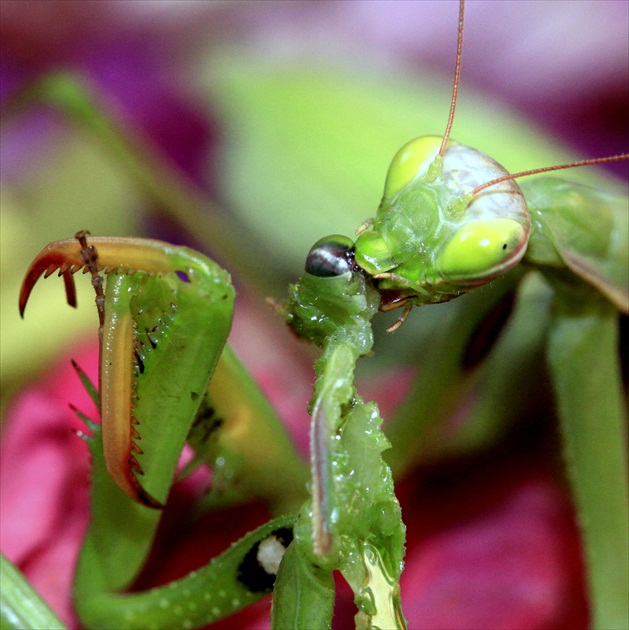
[257,535,288,575]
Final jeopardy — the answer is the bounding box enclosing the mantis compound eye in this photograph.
[436,218,528,282]
[305,235,356,277]
[383,136,444,199]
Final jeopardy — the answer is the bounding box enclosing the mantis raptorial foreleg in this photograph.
[19,231,309,511]
[21,234,235,507]
[20,233,312,629]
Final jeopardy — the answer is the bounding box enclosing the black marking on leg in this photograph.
[236,527,294,593]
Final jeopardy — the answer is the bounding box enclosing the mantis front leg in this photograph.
[20,233,312,629]
[21,234,235,507]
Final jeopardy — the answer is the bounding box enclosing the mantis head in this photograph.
[355,136,531,298]
[286,136,531,338]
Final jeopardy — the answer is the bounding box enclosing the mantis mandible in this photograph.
[10,0,628,628]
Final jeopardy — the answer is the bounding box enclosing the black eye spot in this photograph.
[237,527,294,593]
[305,235,355,277]
[502,243,508,250]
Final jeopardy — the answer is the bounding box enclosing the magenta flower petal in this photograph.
[1,344,97,627]
[399,469,587,629]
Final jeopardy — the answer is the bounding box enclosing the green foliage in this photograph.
[0,554,67,630]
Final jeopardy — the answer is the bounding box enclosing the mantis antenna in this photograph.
[438,1,629,194]
[438,0,465,158]
[472,153,629,196]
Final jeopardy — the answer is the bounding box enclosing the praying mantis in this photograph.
[4,0,628,628]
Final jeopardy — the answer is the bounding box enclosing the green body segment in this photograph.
[522,177,629,313]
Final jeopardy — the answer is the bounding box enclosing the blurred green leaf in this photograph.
[0,553,67,630]
[1,132,140,404]
[206,55,616,274]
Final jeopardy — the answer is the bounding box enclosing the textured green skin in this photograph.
[293,341,407,629]
[287,266,407,628]
[127,247,235,501]
[286,268,380,353]
[101,246,235,507]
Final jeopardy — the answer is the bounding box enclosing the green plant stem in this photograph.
[0,553,67,630]
[4,73,273,286]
